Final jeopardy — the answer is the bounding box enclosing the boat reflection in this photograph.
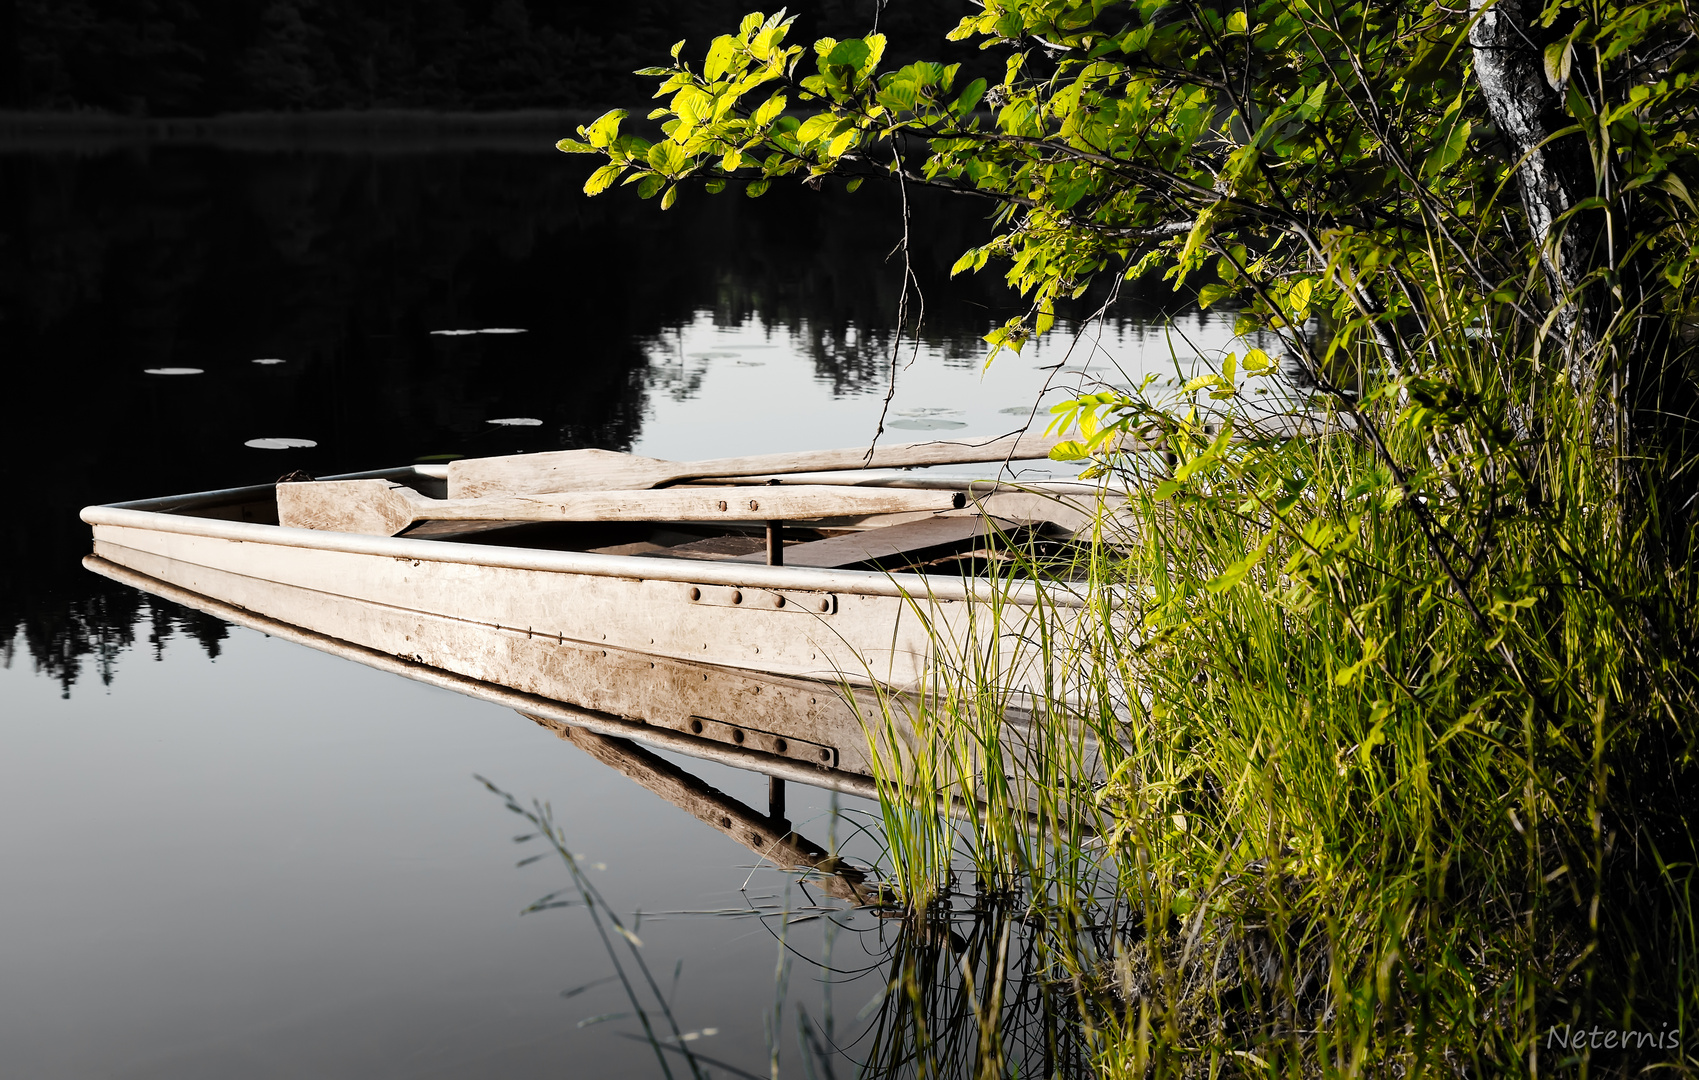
[82,551,895,795]
[507,710,1095,1079]
[529,716,880,906]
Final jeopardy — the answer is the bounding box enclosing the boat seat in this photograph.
[733,515,1036,570]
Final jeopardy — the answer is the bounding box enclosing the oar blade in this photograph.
[277,479,417,536]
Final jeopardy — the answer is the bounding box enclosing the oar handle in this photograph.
[664,431,1071,485]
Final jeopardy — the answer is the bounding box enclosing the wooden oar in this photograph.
[277,479,969,537]
[446,431,1080,499]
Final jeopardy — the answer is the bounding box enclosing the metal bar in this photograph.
[722,472,1112,493]
[101,464,435,513]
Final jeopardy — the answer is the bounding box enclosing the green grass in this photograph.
[853,328,1699,1076]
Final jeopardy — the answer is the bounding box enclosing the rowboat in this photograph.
[81,434,1108,788]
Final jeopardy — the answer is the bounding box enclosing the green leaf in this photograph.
[1422,94,1472,178]
[1173,206,1216,286]
[825,38,871,69]
[753,93,787,126]
[583,164,625,196]
[796,113,838,143]
[1543,40,1573,89]
[746,178,770,197]
[953,77,988,115]
[878,77,917,111]
[660,184,679,210]
[751,23,785,60]
[1287,278,1314,317]
[1172,423,1232,480]
[646,140,688,175]
[1205,531,1275,594]
[1199,283,1233,308]
[555,138,597,154]
[704,34,738,81]
[845,177,864,192]
[1661,173,1698,213]
[582,109,628,149]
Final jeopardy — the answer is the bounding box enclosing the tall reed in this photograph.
[857,309,1699,1075]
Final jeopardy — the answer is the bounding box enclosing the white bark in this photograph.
[1469,0,1597,374]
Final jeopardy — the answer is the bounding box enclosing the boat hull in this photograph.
[84,498,1084,781]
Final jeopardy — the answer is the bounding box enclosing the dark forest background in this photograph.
[0,0,982,115]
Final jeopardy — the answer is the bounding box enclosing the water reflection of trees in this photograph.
[8,0,988,115]
[1,593,228,699]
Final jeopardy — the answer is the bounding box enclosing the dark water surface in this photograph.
[0,136,1228,1077]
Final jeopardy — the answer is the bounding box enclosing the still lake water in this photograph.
[0,133,1242,1077]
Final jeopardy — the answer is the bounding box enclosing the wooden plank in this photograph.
[733,515,1026,570]
[447,431,1081,498]
[649,534,767,560]
[276,478,968,537]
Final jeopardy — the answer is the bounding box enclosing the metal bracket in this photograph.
[684,583,836,614]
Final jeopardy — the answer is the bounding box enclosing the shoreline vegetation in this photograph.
[553,0,1699,1075]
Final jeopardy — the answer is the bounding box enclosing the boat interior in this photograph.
[121,461,1104,579]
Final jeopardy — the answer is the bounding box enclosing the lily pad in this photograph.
[143,367,204,375]
[430,329,479,336]
[888,418,968,430]
[486,417,544,426]
[252,358,286,365]
[479,327,528,334]
[245,437,317,450]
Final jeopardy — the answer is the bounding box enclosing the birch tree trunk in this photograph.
[1469,0,1602,383]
